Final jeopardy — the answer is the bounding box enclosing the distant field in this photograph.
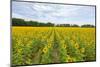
[12,27,96,65]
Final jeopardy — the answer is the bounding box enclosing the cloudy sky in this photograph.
[12,1,95,25]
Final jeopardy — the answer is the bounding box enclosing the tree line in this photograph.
[12,18,54,27]
[12,18,95,28]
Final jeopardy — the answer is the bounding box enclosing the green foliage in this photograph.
[12,18,95,27]
[81,24,95,28]
[12,18,54,27]
[12,27,95,65]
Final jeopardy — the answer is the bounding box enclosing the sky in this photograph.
[12,1,96,26]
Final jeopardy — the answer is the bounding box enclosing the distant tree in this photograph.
[65,24,70,27]
[12,18,95,28]
[12,18,26,26]
[12,18,54,27]
[26,21,34,26]
[71,24,80,27]
[56,24,60,27]
[81,24,95,28]
[56,24,74,27]
[46,22,54,27]
[56,24,70,27]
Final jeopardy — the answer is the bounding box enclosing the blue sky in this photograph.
[12,1,95,26]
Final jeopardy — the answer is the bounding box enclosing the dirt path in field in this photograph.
[51,29,60,63]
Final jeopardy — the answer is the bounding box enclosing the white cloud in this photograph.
[12,1,95,25]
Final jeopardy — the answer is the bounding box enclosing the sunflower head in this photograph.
[62,44,67,49]
[47,44,52,48]
[80,48,85,53]
[75,43,79,49]
[66,55,73,62]
[43,46,48,54]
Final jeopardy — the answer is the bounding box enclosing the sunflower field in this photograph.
[12,27,96,65]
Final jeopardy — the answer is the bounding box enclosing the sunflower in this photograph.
[68,57,73,62]
[80,48,85,53]
[47,44,52,48]
[74,43,79,49]
[43,46,48,54]
[71,39,75,45]
[62,44,67,49]
[66,55,73,62]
